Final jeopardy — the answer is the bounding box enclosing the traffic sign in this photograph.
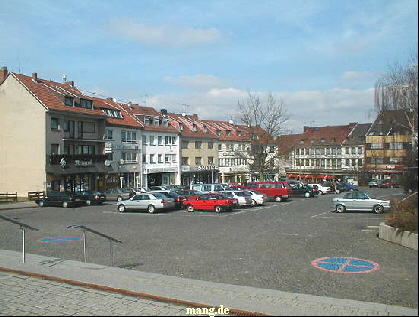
[37,236,84,243]
[312,257,379,273]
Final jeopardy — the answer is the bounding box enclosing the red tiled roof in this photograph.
[168,113,217,138]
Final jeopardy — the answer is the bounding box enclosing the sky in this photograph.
[1,0,417,134]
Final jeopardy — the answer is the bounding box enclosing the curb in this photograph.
[379,222,418,250]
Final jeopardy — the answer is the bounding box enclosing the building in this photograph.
[279,123,371,184]
[365,110,414,181]
[168,113,219,185]
[0,68,111,194]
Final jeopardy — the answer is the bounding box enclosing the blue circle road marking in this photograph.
[37,236,84,243]
[312,257,379,274]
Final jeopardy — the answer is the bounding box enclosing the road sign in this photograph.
[312,257,379,273]
[37,236,84,243]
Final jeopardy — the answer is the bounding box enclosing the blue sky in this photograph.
[1,0,417,133]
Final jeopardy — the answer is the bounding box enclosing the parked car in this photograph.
[285,180,318,198]
[149,185,176,191]
[148,190,184,208]
[368,179,382,188]
[243,181,292,202]
[175,189,203,201]
[378,180,401,188]
[182,193,236,213]
[75,190,106,205]
[331,191,390,214]
[243,190,267,206]
[335,182,358,193]
[116,192,175,213]
[219,190,253,207]
[104,188,132,201]
[130,187,150,195]
[35,191,85,208]
[308,183,331,195]
[190,183,226,193]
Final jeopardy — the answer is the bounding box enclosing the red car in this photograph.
[183,193,236,213]
[175,189,203,201]
[378,180,401,188]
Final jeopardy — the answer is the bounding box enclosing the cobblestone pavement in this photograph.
[0,271,212,316]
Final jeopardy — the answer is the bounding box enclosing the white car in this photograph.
[331,191,390,214]
[244,190,267,206]
[220,190,253,207]
[308,183,331,195]
[117,192,175,214]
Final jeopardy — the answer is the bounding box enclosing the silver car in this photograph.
[220,190,253,207]
[243,190,267,206]
[331,191,390,214]
[117,192,175,214]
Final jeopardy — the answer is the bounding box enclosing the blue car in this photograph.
[336,182,358,193]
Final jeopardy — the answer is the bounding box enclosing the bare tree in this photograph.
[236,91,289,181]
[374,51,418,157]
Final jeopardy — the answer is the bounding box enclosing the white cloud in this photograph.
[341,71,377,81]
[163,74,231,90]
[108,19,223,47]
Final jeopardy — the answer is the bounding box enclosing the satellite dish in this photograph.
[119,159,125,165]
[104,160,112,167]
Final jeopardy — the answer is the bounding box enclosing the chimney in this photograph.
[65,80,74,87]
[0,67,8,85]
[32,72,38,82]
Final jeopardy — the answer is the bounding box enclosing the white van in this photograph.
[190,183,226,193]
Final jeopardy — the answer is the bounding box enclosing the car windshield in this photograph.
[121,188,131,193]
[151,192,165,199]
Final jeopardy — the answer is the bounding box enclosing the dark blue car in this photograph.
[336,182,358,193]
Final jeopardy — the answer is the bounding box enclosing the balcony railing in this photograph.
[48,154,108,166]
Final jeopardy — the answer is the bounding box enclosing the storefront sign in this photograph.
[197,165,219,171]
[74,159,93,166]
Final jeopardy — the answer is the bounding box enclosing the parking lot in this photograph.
[0,187,417,309]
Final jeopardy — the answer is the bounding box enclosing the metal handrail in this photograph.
[0,214,39,263]
[67,224,122,266]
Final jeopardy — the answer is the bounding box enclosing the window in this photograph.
[64,96,73,106]
[226,130,232,136]
[371,143,384,149]
[158,136,163,146]
[389,142,403,150]
[122,152,137,163]
[195,141,202,149]
[300,139,304,144]
[105,129,113,140]
[218,144,222,151]
[158,154,163,163]
[358,147,363,154]
[192,123,197,131]
[142,135,147,145]
[149,154,155,164]
[121,130,137,143]
[75,145,95,154]
[345,147,350,154]
[179,123,184,131]
[216,129,221,136]
[51,144,59,155]
[207,142,214,149]
[195,157,202,165]
[237,130,242,136]
[181,140,189,149]
[149,135,155,146]
[182,157,189,165]
[203,125,208,133]
[80,98,93,109]
[389,157,403,163]
[165,136,176,145]
[320,138,325,143]
[63,120,74,132]
[208,157,214,165]
[51,118,59,130]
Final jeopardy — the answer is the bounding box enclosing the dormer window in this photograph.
[192,123,197,132]
[64,96,73,106]
[226,130,232,136]
[80,98,93,109]
[216,129,221,136]
[320,138,325,143]
[144,116,152,125]
[237,130,242,136]
[203,125,208,133]
[179,123,184,131]
[300,139,304,144]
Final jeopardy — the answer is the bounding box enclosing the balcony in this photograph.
[47,154,110,174]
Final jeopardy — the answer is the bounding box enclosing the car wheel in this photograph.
[275,196,283,202]
[86,200,91,206]
[117,196,122,202]
[62,201,69,208]
[373,205,384,214]
[335,204,346,213]
[147,205,156,214]
[214,205,222,213]
[318,190,323,195]
[186,205,194,212]
[118,204,125,213]
[251,199,257,206]
[304,192,311,198]
[38,200,45,207]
